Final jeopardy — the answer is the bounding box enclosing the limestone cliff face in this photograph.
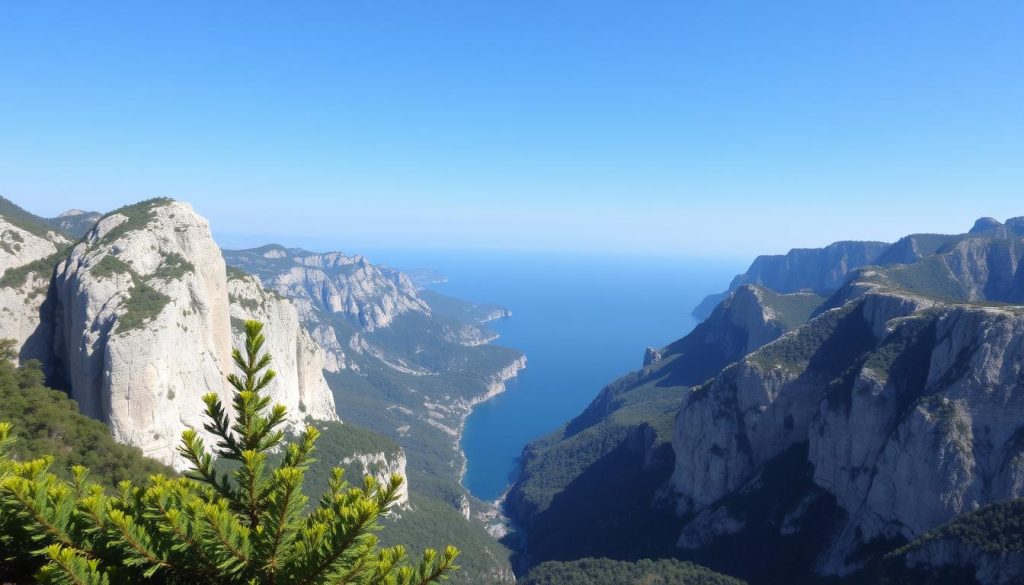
[671,282,1024,576]
[0,216,67,366]
[340,450,410,508]
[694,241,889,318]
[52,200,233,467]
[0,216,66,277]
[225,246,429,332]
[227,273,338,426]
[51,200,338,468]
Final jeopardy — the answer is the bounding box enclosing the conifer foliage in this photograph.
[0,320,459,585]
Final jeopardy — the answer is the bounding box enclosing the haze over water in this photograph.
[368,250,741,502]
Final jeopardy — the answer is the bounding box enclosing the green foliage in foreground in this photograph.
[0,321,458,585]
[0,353,172,492]
[521,558,746,585]
[303,421,513,584]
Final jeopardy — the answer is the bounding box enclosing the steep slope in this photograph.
[879,499,1024,585]
[51,199,337,468]
[513,216,1024,584]
[0,198,70,371]
[43,209,103,239]
[669,219,1024,582]
[506,285,823,569]
[227,270,338,425]
[223,246,524,503]
[225,244,430,331]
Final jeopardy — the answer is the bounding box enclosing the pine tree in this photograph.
[0,320,459,584]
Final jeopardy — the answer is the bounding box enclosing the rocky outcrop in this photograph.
[0,217,65,278]
[52,199,233,467]
[224,246,430,332]
[694,241,889,318]
[0,216,68,367]
[227,273,338,426]
[671,281,1024,577]
[340,450,410,508]
[51,200,338,468]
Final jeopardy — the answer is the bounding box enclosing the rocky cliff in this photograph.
[512,216,1024,584]
[341,450,410,508]
[227,271,338,426]
[505,283,820,569]
[669,219,1024,581]
[0,213,68,369]
[694,240,890,319]
[224,245,430,332]
[50,199,337,468]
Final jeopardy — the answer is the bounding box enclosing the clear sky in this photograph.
[1,1,1022,259]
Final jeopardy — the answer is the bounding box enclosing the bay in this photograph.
[366,249,740,502]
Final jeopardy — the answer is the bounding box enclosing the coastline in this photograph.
[455,354,528,483]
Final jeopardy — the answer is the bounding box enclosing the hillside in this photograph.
[510,217,1024,584]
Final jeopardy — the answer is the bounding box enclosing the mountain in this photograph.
[0,196,524,583]
[223,244,524,581]
[511,217,1024,585]
[693,240,890,319]
[44,209,103,239]
[49,199,338,467]
[507,284,822,569]
[222,245,525,512]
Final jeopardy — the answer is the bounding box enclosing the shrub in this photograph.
[0,321,459,585]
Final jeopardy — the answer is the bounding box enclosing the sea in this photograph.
[362,248,742,502]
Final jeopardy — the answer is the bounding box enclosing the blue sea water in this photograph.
[360,249,741,502]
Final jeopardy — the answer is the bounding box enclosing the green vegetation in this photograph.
[230,292,263,314]
[89,253,178,333]
[95,197,174,245]
[419,289,509,325]
[0,248,65,289]
[91,254,133,278]
[0,340,170,490]
[152,251,195,281]
[747,302,858,374]
[118,276,172,332]
[507,365,687,567]
[898,499,1024,555]
[522,558,746,585]
[0,195,62,240]
[0,321,458,585]
[222,247,526,579]
[757,288,825,330]
[876,256,970,301]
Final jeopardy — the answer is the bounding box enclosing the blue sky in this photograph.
[1,1,1022,258]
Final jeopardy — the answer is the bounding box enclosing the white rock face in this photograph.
[225,247,430,332]
[51,201,339,469]
[671,283,1024,576]
[341,450,410,508]
[813,304,1024,574]
[52,201,233,467]
[0,218,65,277]
[227,274,338,427]
[0,271,56,365]
[285,256,428,330]
[0,217,68,363]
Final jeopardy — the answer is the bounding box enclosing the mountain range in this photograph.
[4,192,1024,584]
[0,195,522,583]
[507,216,1024,584]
